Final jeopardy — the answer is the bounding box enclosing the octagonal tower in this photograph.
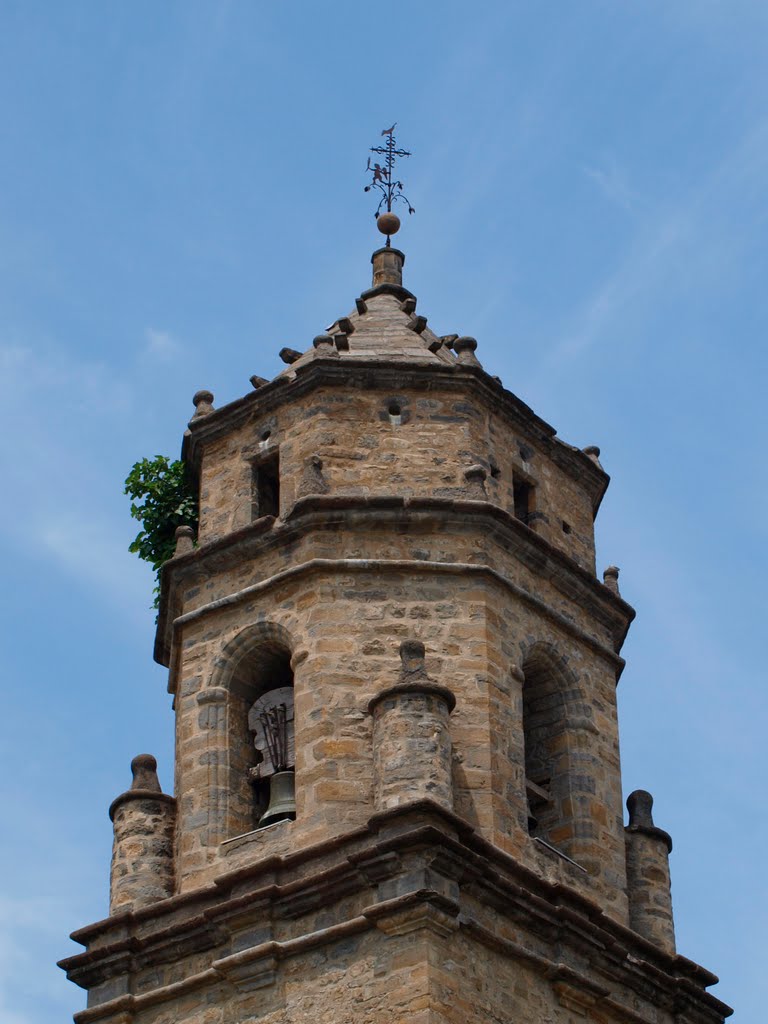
[60,246,731,1024]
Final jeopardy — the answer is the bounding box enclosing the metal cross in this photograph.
[364,123,415,219]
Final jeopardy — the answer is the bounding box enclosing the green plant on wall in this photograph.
[124,456,198,606]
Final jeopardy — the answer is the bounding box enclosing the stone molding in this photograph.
[60,801,730,1024]
[155,496,635,670]
[108,790,176,822]
[161,556,626,683]
[368,681,457,715]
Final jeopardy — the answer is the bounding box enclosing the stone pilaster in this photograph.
[369,640,456,813]
[195,686,230,849]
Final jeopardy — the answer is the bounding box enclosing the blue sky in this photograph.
[1,2,766,1020]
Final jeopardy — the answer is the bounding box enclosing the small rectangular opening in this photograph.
[513,478,534,524]
[253,453,280,519]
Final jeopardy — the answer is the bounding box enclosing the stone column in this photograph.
[625,790,676,954]
[369,640,456,813]
[108,755,176,915]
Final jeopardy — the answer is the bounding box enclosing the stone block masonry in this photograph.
[59,244,731,1023]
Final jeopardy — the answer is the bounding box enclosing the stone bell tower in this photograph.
[60,224,732,1020]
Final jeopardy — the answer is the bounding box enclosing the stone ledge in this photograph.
[60,800,731,1022]
[155,497,634,670]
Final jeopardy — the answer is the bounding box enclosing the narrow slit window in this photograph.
[513,478,534,524]
[253,453,280,519]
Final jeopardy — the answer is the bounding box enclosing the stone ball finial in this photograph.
[454,336,482,368]
[192,389,215,418]
[583,445,603,470]
[376,211,401,237]
[130,754,162,793]
[627,789,655,829]
[603,565,620,595]
[174,524,195,557]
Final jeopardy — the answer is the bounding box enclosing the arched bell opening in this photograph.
[520,643,582,855]
[212,622,297,838]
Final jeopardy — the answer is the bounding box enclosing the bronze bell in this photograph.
[259,770,296,827]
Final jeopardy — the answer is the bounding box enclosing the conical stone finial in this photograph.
[173,525,195,557]
[627,789,655,829]
[130,753,162,793]
[603,565,621,595]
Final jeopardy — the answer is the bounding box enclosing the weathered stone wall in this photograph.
[109,797,176,915]
[60,256,733,1024]
[168,550,627,921]
[170,510,618,648]
[195,379,598,573]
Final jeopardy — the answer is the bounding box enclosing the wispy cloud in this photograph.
[0,342,131,415]
[0,341,147,614]
[39,517,148,598]
[144,327,183,361]
[548,213,688,361]
[583,157,642,213]
[549,117,768,361]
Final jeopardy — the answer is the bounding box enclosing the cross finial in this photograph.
[364,123,415,246]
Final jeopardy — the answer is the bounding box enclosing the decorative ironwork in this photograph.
[259,703,290,773]
[364,123,414,240]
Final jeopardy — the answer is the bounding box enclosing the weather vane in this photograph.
[364,123,415,246]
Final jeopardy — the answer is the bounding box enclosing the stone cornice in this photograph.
[154,495,635,671]
[108,790,176,822]
[59,801,731,1023]
[181,359,609,514]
